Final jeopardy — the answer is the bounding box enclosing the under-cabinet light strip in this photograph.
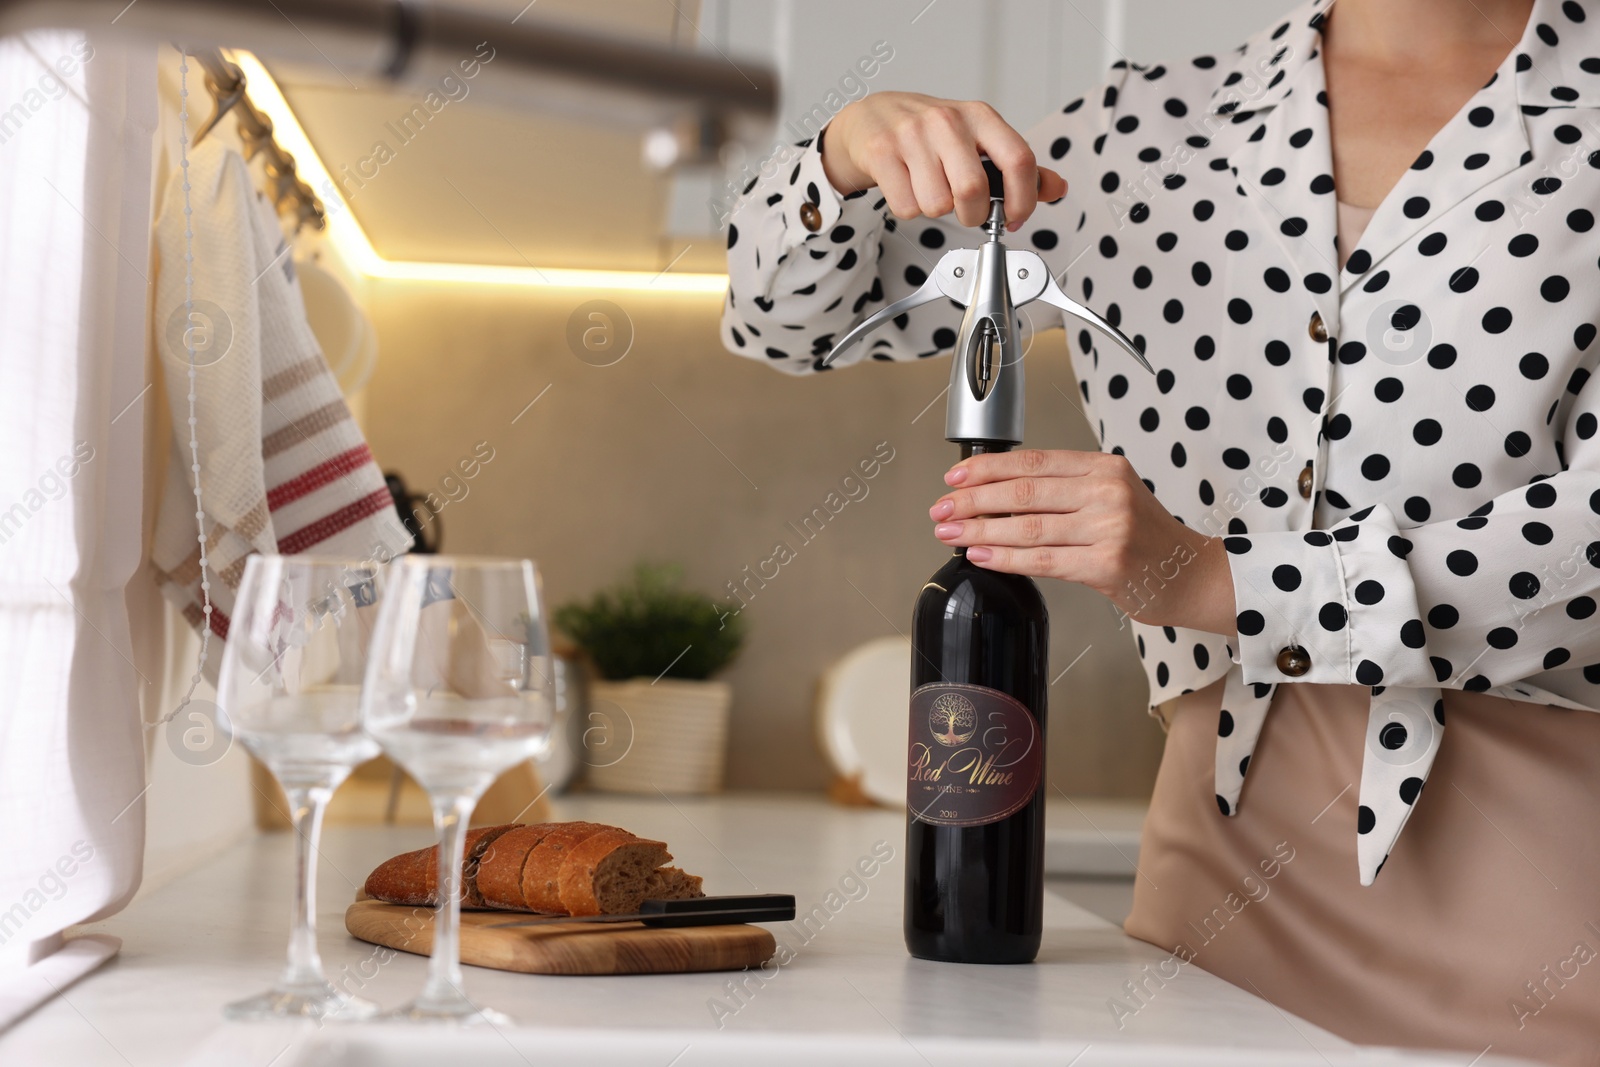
[228,51,730,295]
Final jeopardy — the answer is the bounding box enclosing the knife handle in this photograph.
[639,894,796,927]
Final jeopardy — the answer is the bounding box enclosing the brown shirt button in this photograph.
[1298,462,1313,500]
[799,201,823,233]
[1276,645,1312,677]
[1308,311,1328,344]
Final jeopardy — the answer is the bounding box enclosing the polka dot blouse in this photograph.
[721,0,1600,885]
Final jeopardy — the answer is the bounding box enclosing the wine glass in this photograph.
[218,554,385,1021]
[361,556,554,1025]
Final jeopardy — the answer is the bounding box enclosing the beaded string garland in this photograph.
[159,51,214,729]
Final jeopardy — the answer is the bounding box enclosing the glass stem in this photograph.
[419,792,476,1007]
[280,784,332,991]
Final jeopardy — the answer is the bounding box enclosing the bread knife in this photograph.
[482,893,796,929]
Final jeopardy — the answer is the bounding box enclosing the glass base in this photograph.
[384,996,514,1027]
[223,983,380,1022]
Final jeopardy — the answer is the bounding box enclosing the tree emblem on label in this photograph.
[928,692,976,746]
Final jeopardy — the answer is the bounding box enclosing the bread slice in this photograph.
[473,824,556,910]
[519,822,617,912]
[643,866,705,902]
[460,824,521,907]
[364,823,518,907]
[557,828,672,917]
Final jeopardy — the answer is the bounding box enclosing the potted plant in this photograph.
[555,563,745,794]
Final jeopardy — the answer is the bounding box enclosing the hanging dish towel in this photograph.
[149,137,408,665]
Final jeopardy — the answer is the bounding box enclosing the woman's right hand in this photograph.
[820,92,1065,231]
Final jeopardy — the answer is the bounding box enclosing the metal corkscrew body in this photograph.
[823,160,1153,446]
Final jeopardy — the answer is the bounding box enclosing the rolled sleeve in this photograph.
[770,131,884,260]
[721,129,901,373]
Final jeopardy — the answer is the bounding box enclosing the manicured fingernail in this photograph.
[945,468,968,485]
[934,523,963,540]
[929,500,955,520]
[966,547,993,563]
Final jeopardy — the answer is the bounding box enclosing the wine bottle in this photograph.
[905,443,1049,965]
[810,160,1132,966]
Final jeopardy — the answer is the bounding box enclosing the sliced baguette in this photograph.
[361,820,707,915]
[556,828,672,917]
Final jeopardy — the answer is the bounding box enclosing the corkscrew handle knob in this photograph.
[979,156,1043,202]
[981,158,1007,200]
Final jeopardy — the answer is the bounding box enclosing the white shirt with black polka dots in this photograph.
[721,0,1600,885]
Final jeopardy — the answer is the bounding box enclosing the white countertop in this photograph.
[1043,796,1145,877]
[0,794,1533,1066]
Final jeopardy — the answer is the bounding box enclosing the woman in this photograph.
[723,0,1600,1062]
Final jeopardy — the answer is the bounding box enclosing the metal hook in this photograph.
[192,53,246,146]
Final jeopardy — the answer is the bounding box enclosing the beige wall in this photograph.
[360,282,1164,795]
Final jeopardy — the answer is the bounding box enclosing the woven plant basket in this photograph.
[585,678,731,795]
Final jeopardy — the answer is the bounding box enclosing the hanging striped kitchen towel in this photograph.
[149,137,409,668]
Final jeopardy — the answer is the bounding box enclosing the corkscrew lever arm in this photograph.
[820,273,951,368]
[1031,272,1154,375]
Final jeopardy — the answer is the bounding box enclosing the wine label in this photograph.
[907,682,1042,827]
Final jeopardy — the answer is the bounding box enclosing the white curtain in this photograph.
[0,31,156,1022]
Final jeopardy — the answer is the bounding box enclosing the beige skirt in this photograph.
[1123,678,1600,1067]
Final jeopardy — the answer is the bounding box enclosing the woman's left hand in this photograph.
[930,449,1238,636]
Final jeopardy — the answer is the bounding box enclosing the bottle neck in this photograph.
[954,441,1013,559]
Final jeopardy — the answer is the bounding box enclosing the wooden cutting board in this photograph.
[345,900,778,976]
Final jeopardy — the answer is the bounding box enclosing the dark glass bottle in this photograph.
[905,443,1049,965]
